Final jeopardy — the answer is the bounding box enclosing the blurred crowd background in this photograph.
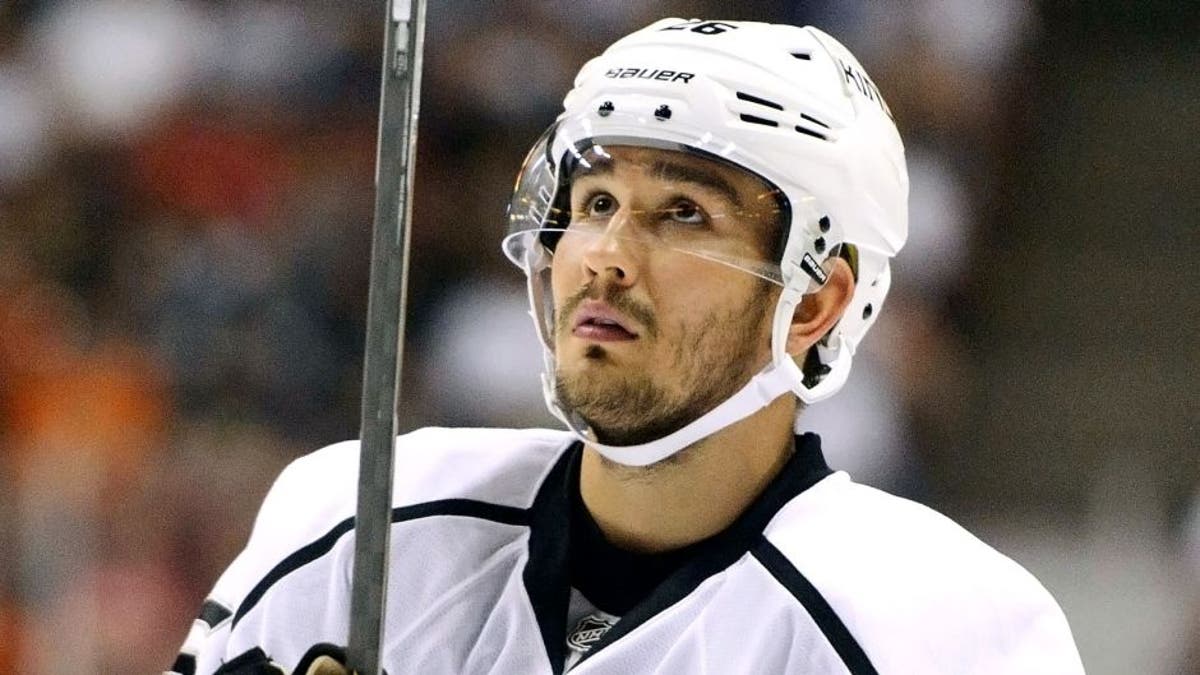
[0,1,1195,672]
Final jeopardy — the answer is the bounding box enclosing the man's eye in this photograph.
[668,201,705,224]
[586,194,617,217]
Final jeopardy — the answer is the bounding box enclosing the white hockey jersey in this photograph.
[170,427,1084,674]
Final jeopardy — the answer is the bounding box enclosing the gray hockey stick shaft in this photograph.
[347,1,426,673]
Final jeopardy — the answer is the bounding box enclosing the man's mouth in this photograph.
[573,302,639,342]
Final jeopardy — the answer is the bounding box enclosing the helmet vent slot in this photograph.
[735,91,784,111]
[800,113,830,129]
[791,52,812,60]
[794,125,828,141]
[739,114,779,128]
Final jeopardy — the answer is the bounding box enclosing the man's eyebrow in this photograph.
[569,154,745,209]
[649,159,743,208]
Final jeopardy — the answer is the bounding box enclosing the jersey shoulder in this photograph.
[764,473,1084,674]
[263,426,573,540]
[389,426,574,507]
[211,427,571,607]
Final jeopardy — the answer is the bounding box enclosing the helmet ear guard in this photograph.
[772,231,862,406]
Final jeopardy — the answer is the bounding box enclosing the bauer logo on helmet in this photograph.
[603,67,695,83]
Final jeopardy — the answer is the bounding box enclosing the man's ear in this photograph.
[785,257,855,357]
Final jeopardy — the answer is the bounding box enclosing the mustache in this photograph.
[556,283,658,338]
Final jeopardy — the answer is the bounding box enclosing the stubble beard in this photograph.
[555,283,773,447]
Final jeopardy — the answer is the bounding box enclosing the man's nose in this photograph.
[579,209,642,286]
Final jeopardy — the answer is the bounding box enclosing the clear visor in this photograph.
[503,229,786,286]
[502,114,793,286]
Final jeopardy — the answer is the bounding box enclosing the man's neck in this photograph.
[578,395,797,554]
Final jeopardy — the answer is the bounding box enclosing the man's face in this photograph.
[549,145,783,446]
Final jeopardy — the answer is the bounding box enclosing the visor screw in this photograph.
[818,216,831,233]
[814,237,826,254]
[598,101,614,117]
[654,104,672,120]
[862,303,873,320]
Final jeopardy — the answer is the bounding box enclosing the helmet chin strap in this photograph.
[542,359,801,467]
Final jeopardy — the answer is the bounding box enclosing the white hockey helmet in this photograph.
[503,18,908,466]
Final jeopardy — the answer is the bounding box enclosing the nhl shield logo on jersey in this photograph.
[567,614,617,653]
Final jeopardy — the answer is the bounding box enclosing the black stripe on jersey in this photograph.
[752,538,879,675]
[170,653,196,675]
[169,599,233,674]
[232,498,528,628]
[523,445,579,675]
[199,599,233,629]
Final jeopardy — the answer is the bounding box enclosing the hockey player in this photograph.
[170,19,1085,674]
